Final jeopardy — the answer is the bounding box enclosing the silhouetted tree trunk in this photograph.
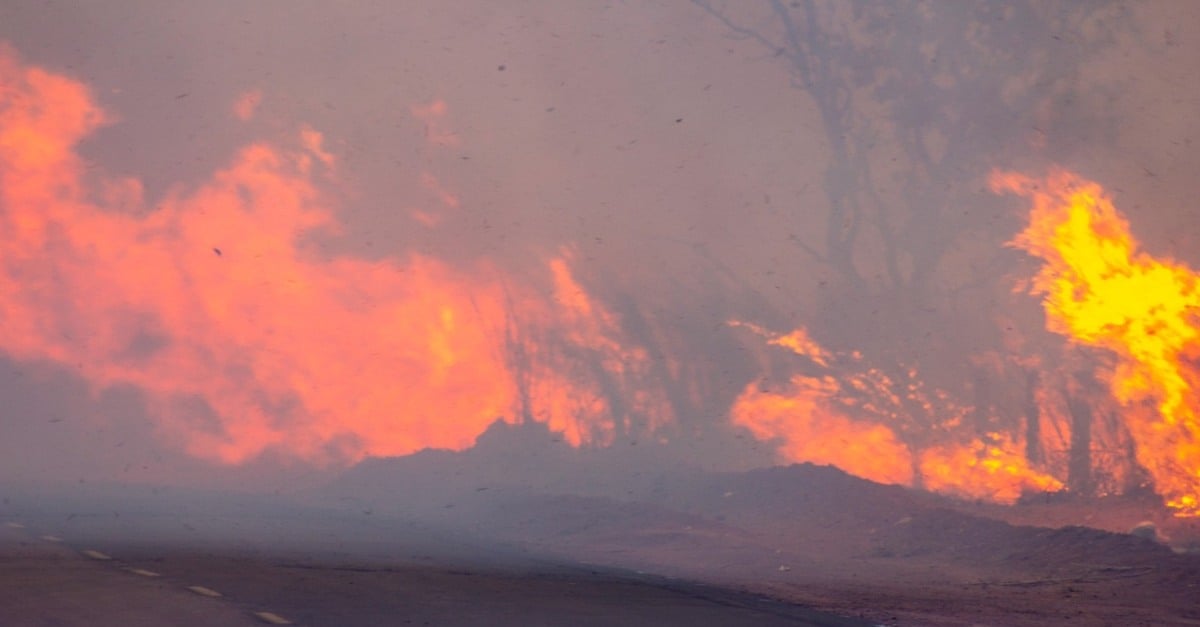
[1023,368,1043,466]
[1066,393,1094,496]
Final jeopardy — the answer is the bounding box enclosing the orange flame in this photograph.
[996,169,1200,516]
[729,321,1063,503]
[0,46,669,467]
[920,433,1066,504]
[732,375,915,485]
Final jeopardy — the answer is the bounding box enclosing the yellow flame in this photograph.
[996,169,1200,516]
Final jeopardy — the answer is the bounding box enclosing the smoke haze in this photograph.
[0,0,1198,508]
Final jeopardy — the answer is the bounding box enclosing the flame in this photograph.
[920,433,1066,504]
[0,46,669,466]
[729,321,1063,503]
[995,169,1200,516]
[732,375,915,485]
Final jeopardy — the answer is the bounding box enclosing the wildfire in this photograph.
[996,169,1200,516]
[732,375,915,486]
[729,322,1063,503]
[728,170,1200,514]
[0,46,669,467]
[6,41,1193,517]
[920,433,1065,504]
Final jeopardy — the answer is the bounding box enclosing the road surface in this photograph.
[0,517,867,626]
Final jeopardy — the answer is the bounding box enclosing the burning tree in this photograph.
[695,1,1156,502]
[998,170,1200,515]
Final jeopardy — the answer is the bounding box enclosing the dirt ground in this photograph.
[388,464,1200,626]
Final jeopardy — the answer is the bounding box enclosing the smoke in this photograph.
[0,1,1198,509]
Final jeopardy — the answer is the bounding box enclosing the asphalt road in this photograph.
[0,517,869,627]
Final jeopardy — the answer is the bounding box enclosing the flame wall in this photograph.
[0,45,671,472]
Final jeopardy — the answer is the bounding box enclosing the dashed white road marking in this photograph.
[5,521,25,528]
[253,610,293,624]
[16,529,293,625]
[187,585,223,598]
